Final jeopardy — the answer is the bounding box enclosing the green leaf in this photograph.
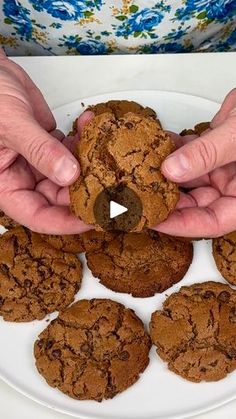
[116,15,127,21]
[134,31,141,37]
[129,5,139,13]
[95,35,101,40]
[4,18,12,24]
[84,11,93,17]
[197,11,207,19]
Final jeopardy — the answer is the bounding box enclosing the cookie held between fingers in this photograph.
[68,100,160,136]
[34,299,151,401]
[180,121,210,136]
[213,232,236,285]
[70,112,179,232]
[150,281,236,382]
[0,227,82,322]
[86,231,193,297]
[41,230,116,254]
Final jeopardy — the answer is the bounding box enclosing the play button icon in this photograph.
[110,201,128,219]
[93,184,143,232]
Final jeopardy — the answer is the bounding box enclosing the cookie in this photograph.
[41,230,115,254]
[0,210,19,230]
[34,299,151,401]
[70,112,179,232]
[180,121,210,136]
[0,227,82,322]
[86,231,193,297]
[213,232,236,285]
[150,281,236,382]
[68,100,160,137]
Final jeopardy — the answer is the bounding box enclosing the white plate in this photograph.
[1,90,233,419]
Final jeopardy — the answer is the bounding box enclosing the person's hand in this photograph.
[156,88,236,238]
[0,50,93,234]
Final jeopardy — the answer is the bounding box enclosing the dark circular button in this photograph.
[93,184,143,232]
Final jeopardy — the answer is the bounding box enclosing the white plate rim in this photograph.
[0,90,228,419]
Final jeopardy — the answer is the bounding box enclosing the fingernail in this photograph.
[54,156,79,184]
[163,154,190,178]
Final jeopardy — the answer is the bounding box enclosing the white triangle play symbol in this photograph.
[110,201,128,219]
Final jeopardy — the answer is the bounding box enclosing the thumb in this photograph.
[161,119,236,182]
[6,114,79,186]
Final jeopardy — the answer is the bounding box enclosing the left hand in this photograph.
[155,88,236,238]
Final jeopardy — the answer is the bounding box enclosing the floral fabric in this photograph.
[0,1,236,55]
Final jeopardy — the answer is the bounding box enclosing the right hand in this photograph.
[0,50,93,234]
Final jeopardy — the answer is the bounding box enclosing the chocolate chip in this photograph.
[0,296,3,306]
[218,291,230,303]
[204,290,215,299]
[52,349,61,358]
[149,166,158,173]
[200,367,206,372]
[37,339,44,349]
[229,307,236,323]
[124,122,133,129]
[119,350,130,360]
[151,182,159,192]
[228,348,236,359]
[24,279,32,288]
[46,340,54,350]
[80,343,90,353]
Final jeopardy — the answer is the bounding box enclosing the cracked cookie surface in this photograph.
[41,231,115,254]
[150,281,236,382]
[0,227,82,322]
[34,299,151,401]
[70,112,179,231]
[86,231,193,297]
[213,232,236,285]
[67,99,160,136]
[0,210,19,230]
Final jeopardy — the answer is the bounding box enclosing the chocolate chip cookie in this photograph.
[150,281,236,382]
[0,210,19,230]
[0,227,82,322]
[86,231,193,297]
[213,232,236,285]
[68,99,160,136]
[70,112,179,232]
[34,299,151,401]
[41,230,115,254]
[180,121,210,136]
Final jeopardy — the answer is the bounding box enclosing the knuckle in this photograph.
[26,137,54,167]
[196,138,217,171]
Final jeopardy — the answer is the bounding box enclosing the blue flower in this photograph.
[175,0,236,22]
[116,8,164,37]
[3,0,33,39]
[29,0,86,20]
[140,41,193,54]
[62,36,107,55]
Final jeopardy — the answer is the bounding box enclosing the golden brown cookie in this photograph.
[41,230,115,254]
[180,121,210,136]
[67,100,161,136]
[213,232,236,285]
[34,299,151,401]
[150,281,236,382]
[0,227,82,322]
[86,231,193,297]
[70,112,179,232]
[0,210,19,230]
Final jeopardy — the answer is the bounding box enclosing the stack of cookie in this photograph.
[1,100,236,402]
